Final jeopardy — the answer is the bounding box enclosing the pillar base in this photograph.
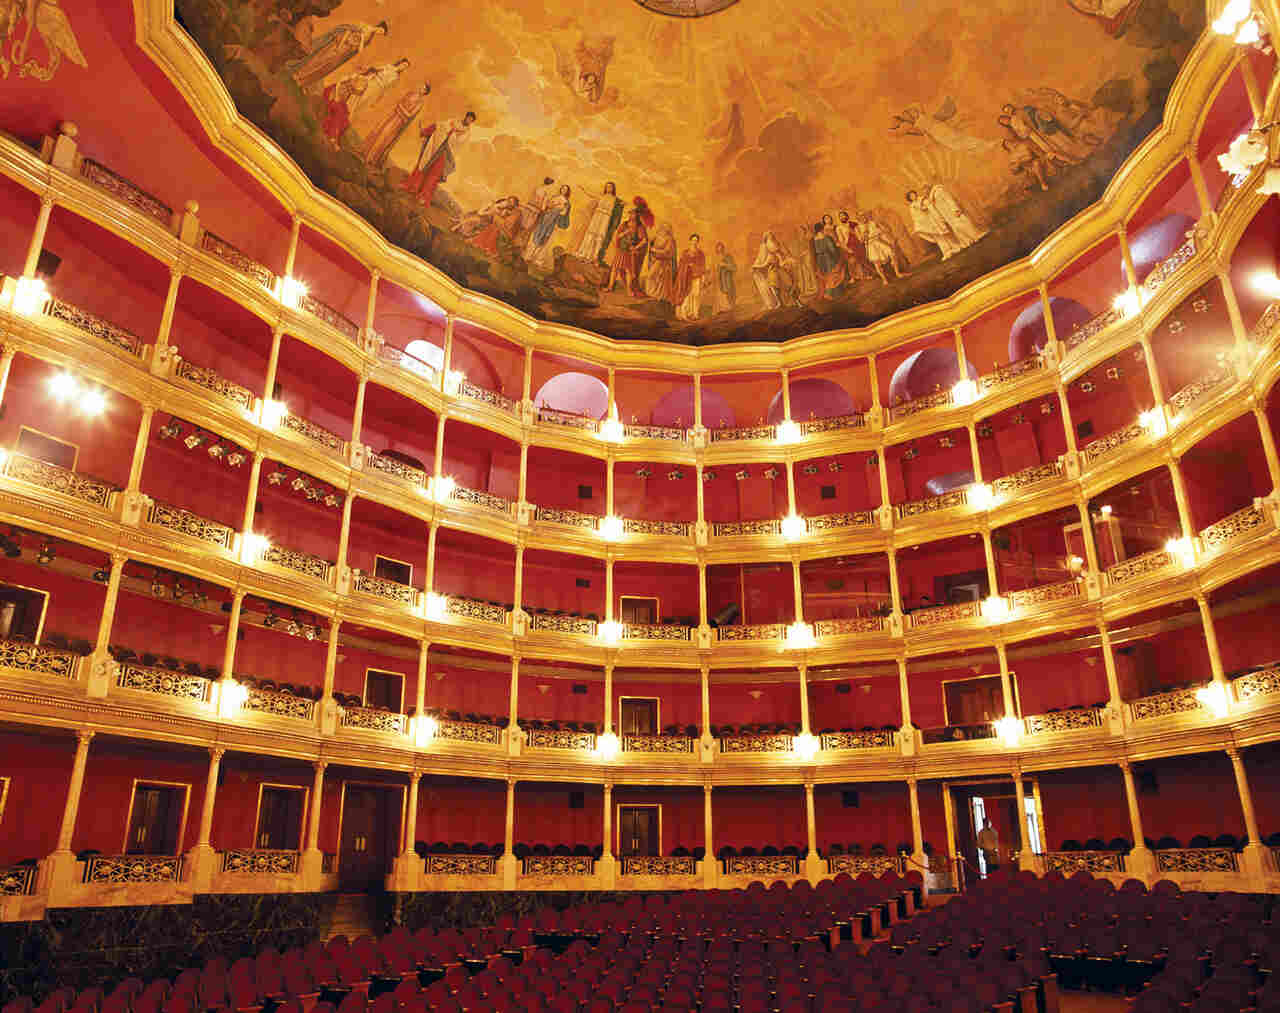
[299,847,326,889]
[1241,841,1272,887]
[597,854,616,889]
[85,650,116,698]
[388,852,422,892]
[804,852,824,882]
[1126,845,1157,882]
[898,725,916,756]
[699,734,716,763]
[1017,850,1039,874]
[319,697,338,736]
[184,843,219,892]
[499,853,518,890]
[699,858,717,890]
[40,849,81,906]
[507,725,523,756]
[1104,701,1126,735]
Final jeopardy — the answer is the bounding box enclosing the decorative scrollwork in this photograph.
[1041,851,1123,874]
[622,733,695,753]
[1106,548,1174,586]
[979,354,1044,393]
[4,452,117,508]
[1154,847,1237,873]
[622,623,691,641]
[377,342,438,384]
[340,705,407,734]
[712,519,782,537]
[521,855,595,877]
[530,613,597,636]
[280,412,345,454]
[261,543,334,582]
[243,686,315,721]
[526,727,597,751]
[800,413,865,435]
[220,849,299,875]
[623,517,692,537]
[537,407,600,432]
[83,855,183,884]
[1007,580,1082,611]
[535,505,599,529]
[146,500,235,549]
[353,571,417,607]
[1201,505,1267,554]
[1251,302,1280,344]
[719,733,795,753]
[0,637,78,679]
[722,855,800,876]
[819,729,896,750]
[445,596,508,625]
[459,380,517,414]
[1169,364,1233,417]
[992,460,1063,497]
[806,511,876,532]
[813,616,886,637]
[368,452,426,487]
[890,388,953,420]
[909,601,979,628]
[199,231,275,289]
[117,662,210,702]
[1065,307,1123,350]
[621,856,697,875]
[1233,665,1280,701]
[175,359,256,412]
[826,854,904,876]
[44,299,143,357]
[297,292,359,340]
[1129,685,1205,721]
[80,158,173,225]
[451,484,512,515]
[434,718,504,746]
[1141,236,1197,299]
[0,865,35,895]
[1083,421,1147,466]
[710,424,778,443]
[716,623,785,642]
[624,423,686,441]
[426,854,498,875]
[1023,707,1103,735]
[895,488,968,520]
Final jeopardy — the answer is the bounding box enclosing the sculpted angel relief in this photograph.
[0,0,85,81]
[175,0,1201,342]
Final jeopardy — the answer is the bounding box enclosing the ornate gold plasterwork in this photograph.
[624,422,686,441]
[261,543,333,582]
[1064,306,1124,350]
[980,353,1044,393]
[526,727,596,750]
[537,407,599,433]
[530,613,596,635]
[813,616,885,637]
[712,519,781,537]
[0,865,35,895]
[623,517,692,537]
[367,451,426,486]
[340,705,407,734]
[1154,847,1237,872]
[826,854,903,876]
[1106,547,1174,586]
[521,854,595,876]
[1041,850,1123,874]
[620,855,697,875]
[896,488,967,520]
[1169,363,1233,417]
[175,358,257,412]
[710,424,776,443]
[1023,707,1103,735]
[434,718,504,746]
[801,413,865,436]
[1007,580,1081,611]
[243,685,315,721]
[3,453,117,509]
[45,298,143,357]
[1200,504,1267,554]
[377,342,438,384]
[458,380,517,414]
[820,728,895,750]
[621,622,691,641]
[426,853,498,875]
[807,511,876,532]
[199,230,275,289]
[719,732,795,753]
[0,638,78,679]
[715,623,784,641]
[535,505,599,529]
[146,500,235,549]
[1083,421,1145,466]
[1128,684,1204,721]
[891,389,952,421]
[722,855,799,876]
[220,849,299,874]
[1233,665,1280,701]
[117,662,210,702]
[83,854,183,883]
[80,158,173,226]
[622,732,695,753]
[991,460,1063,497]
[1141,234,1198,300]
[297,292,358,341]
[353,571,417,607]
[451,484,512,515]
[445,595,508,625]
[909,601,979,628]
[280,412,345,455]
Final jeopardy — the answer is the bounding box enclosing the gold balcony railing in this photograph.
[352,571,418,608]
[280,412,345,455]
[1154,847,1237,873]
[890,388,952,421]
[219,849,299,875]
[1064,306,1124,351]
[1233,664,1280,702]
[2,452,118,509]
[0,865,36,896]
[242,685,315,721]
[80,157,172,225]
[525,727,596,751]
[0,637,78,679]
[367,451,426,486]
[521,855,595,876]
[819,729,896,750]
[340,705,407,735]
[1200,504,1268,555]
[83,854,182,884]
[1023,707,1104,735]
[1168,363,1233,418]
[376,342,438,384]
[621,733,696,753]
[44,298,143,357]
[1141,234,1198,300]
[425,854,498,875]
[458,380,517,414]
[199,230,275,290]
[722,855,800,876]
[895,487,968,521]
[535,505,599,529]
[146,500,235,550]
[710,423,777,443]
[909,601,979,629]
[715,623,785,642]
[719,732,796,753]
[826,854,904,876]
[623,422,686,441]
[116,661,211,702]
[800,413,865,436]
[621,856,697,876]
[622,517,693,537]
[260,543,334,583]
[1040,851,1124,875]
[450,484,512,515]
[979,353,1044,393]
[174,358,257,412]
[445,596,508,626]
[991,459,1063,497]
[812,616,886,637]
[712,519,781,537]
[621,623,691,642]
[530,613,597,636]
[537,407,600,432]
[297,292,358,340]
[433,718,504,746]
[1105,547,1175,587]
[806,510,876,532]
[1128,684,1206,722]
[1006,580,1082,611]
[1082,421,1147,466]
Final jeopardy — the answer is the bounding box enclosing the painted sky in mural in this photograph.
[177,0,1202,344]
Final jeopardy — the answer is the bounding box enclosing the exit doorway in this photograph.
[617,805,660,857]
[337,783,403,891]
[944,778,1044,890]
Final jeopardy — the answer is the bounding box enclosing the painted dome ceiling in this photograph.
[176,0,1198,342]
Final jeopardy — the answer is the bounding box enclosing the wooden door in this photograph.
[339,786,398,891]
[127,784,184,855]
[945,677,1005,726]
[256,786,305,850]
[618,807,658,857]
[620,698,657,735]
[619,597,657,624]
[364,670,403,711]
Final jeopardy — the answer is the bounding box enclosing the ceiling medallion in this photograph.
[633,0,740,16]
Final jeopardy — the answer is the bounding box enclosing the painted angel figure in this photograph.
[552,32,619,109]
[1,0,86,80]
[890,97,997,154]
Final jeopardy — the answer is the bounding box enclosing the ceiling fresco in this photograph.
[175,0,1203,345]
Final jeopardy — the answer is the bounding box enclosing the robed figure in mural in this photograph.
[810,219,843,298]
[751,231,798,309]
[321,68,373,147]
[524,184,572,271]
[674,234,707,321]
[606,206,651,296]
[714,242,737,314]
[645,224,679,304]
[403,111,477,209]
[575,182,625,265]
[350,59,410,116]
[363,83,430,168]
[287,21,387,93]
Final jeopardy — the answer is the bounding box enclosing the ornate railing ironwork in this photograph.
[80,158,172,225]
[716,623,785,642]
[321,853,335,874]
[1065,307,1123,350]
[1233,665,1280,702]
[0,865,36,895]
[622,733,695,754]
[174,360,257,412]
[813,616,886,637]
[426,854,498,876]
[722,855,800,876]
[535,506,599,530]
[1128,685,1205,722]
[367,452,426,487]
[1083,421,1147,466]
[1201,504,1268,554]
[622,517,692,537]
[819,729,896,750]
[199,231,275,289]
[445,596,507,625]
[800,413,865,436]
[1154,847,1238,873]
[622,623,691,641]
[242,686,315,721]
[530,613,596,636]
[260,543,334,583]
[826,854,904,876]
[537,407,600,432]
[0,638,78,679]
[1169,364,1233,417]
[83,855,183,884]
[280,412,345,455]
[909,601,979,628]
[434,719,504,746]
[341,706,407,735]
[1041,851,1124,875]
[621,856,698,876]
[1141,236,1197,299]
[1106,548,1174,586]
[712,519,782,537]
[896,488,968,520]
[220,849,299,875]
[624,423,686,441]
[806,511,876,532]
[451,484,512,515]
[377,343,438,384]
[117,662,210,702]
[3,452,117,509]
[297,292,359,340]
[45,298,144,357]
[890,388,952,421]
[710,424,777,443]
[521,855,595,876]
[526,727,597,751]
[1007,581,1082,611]
[458,380,517,414]
[146,500,235,549]
[979,354,1044,393]
[1023,707,1104,735]
[719,733,796,754]
[992,460,1063,497]
[353,571,417,608]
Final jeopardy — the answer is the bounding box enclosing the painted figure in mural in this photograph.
[403,111,477,209]
[1003,136,1050,191]
[287,21,387,94]
[321,68,374,147]
[999,103,1093,165]
[645,224,679,305]
[810,220,843,298]
[553,33,618,108]
[521,178,558,238]
[674,234,707,321]
[524,184,572,271]
[0,0,85,80]
[751,232,799,309]
[837,210,875,282]
[791,224,817,295]
[906,186,986,261]
[890,99,998,154]
[575,182,625,265]
[714,242,736,314]
[857,212,903,284]
[906,189,959,261]
[1030,88,1110,147]
[349,58,411,116]
[363,82,429,168]
[455,195,524,256]
[606,202,653,295]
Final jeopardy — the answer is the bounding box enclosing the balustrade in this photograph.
[1154,847,1238,873]
[991,460,1063,497]
[1200,504,1268,554]
[260,543,334,583]
[721,855,800,876]
[44,298,144,357]
[352,571,418,608]
[621,623,691,642]
[83,854,183,884]
[623,422,686,441]
[280,412,345,455]
[709,423,777,443]
[1105,547,1174,586]
[890,388,952,421]
[445,596,508,625]
[1141,235,1198,299]
[79,158,172,225]
[719,732,796,753]
[433,718,504,746]
[806,511,876,532]
[0,865,36,896]
[426,854,498,875]
[895,488,968,521]
[117,661,210,702]
[458,380,517,414]
[800,413,865,436]
[812,616,885,637]
[340,705,408,735]
[297,292,359,341]
[450,484,512,515]
[1168,364,1233,418]
[1128,685,1205,722]
[1064,307,1124,350]
[622,517,692,538]
[621,733,696,754]
[712,519,781,537]
[979,354,1044,393]
[521,855,595,876]
[1083,421,1147,466]
[367,451,427,486]
[525,727,597,751]
[537,407,599,432]
[1023,707,1103,735]
[146,500,235,549]
[199,231,275,289]
[376,342,438,384]
[174,359,257,412]
[620,856,697,876]
[1233,664,1280,702]
[242,685,315,721]
[1040,850,1124,874]
[534,505,599,530]
[909,601,979,628]
[220,849,299,875]
[3,452,118,509]
[0,638,79,679]
[819,729,896,750]
[530,613,597,636]
[825,854,904,876]
[715,623,785,642]
[1006,580,1082,612]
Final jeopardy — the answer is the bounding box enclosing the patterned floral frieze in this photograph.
[83,855,183,884]
[1065,307,1124,350]
[709,424,777,443]
[220,849,300,875]
[353,571,418,607]
[525,727,597,751]
[979,353,1044,393]
[711,519,782,537]
[813,616,885,637]
[624,423,687,441]
[261,543,333,582]
[800,413,865,435]
[377,342,438,383]
[1023,707,1103,735]
[451,484,513,515]
[1154,847,1237,873]
[297,292,359,340]
[825,854,904,876]
[991,460,1063,498]
[1041,850,1123,874]
[1141,235,1198,299]
[890,388,952,421]
[530,613,596,636]
[719,733,795,753]
[459,380,517,414]
[621,623,691,641]
[621,856,697,876]
[806,511,876,532]
[0,865,36,895]
[174,359,257,412]
[535,505,599,529]
[117,662,211,702]
[45,298,143,357]
[722,855,800,876]
[340,705,408,735]
[367,451,427,486]
[537,407,599,432]
[1007,580,1081,611]
[426,853,498,876]
[80,158,173,225]
[521,855,595,877]
[0,637,78,679]
[1252,302,1280,344]
[1083,421,1145,466]
[622,517,692,537]
[243,685,315,721]
[621,733,695,753]
[1200,504,1267,554]
[1233,665,1280,701]
[1128,685,1204,722]
[280,412,345,454]
[445,596,508,625]
[1169,364,1233,417]
[1105,547,1174,586]
[908,601,979,628]
[895,488,968,520]
[147,500,236,549]
[715,623,785,642]
[434,718,504,746]
[819,729,895,750]
[4,452,117,509]
[199,230,275,289]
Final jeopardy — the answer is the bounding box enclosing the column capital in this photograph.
[703,783,713,795]
[1118,759,1131,774]
[75,729,95,746]
[1226,745,1242,760]
[803,780,814,794]
[506,776,517,788]
[312,759,328,773]
[603,781,612,793]
[208,746,226,762]
[39,193,55,210]
[109,551,129,567]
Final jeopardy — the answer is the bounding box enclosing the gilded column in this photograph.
[700,663,711,738]
[792,560,804,623]
[335,491,355,579]
[512,543,525,618]
[402,770,420,855]
[155,267,182,353]
[23,195,54,278]
[240,452,265,541]
[219,590,245,682]
[1252,402,1280,493]
[508,654,520,731]
[1057,382,1079,456]
[415,640,429,717]
[1075,500,1101,575]
[196,747,226,846]
[93,553,127,655]
[982,529,999,597]
[322,621,341,701]
[696,463,706,529]
[282,215,301,278]
[804,782,817,858]
[967,423,984,483]
[126,405,155,492]
[425,521,438,592]
[364,269,380,336]
[350,374,368,448]
[703,784,715,887]
[697,561,708,629]
[606,454,615,517]
[262,327,284,406]
[798,663,811,735]
[897,656,913,730]
[995,641,1016,719]
[603,663,614,734]
[1097,622,1124,709]
[785,460,797,515]
[440,314,454,392]
[54,730,93,852]
[433,415,447,482]
[1195,594,1228,687]
[907,777,924,861]
[521,347,533,405]
[693,374,703,430]
[952,327,968,382]
[1186,148,1213,217]
[1012,771,1029,854]
[1139,335,1166,404]
[517,442,529,508]
[877,450,892,515]
[1166,456,1196,541]
[1227,747,1263,847]
[1119,760,1155,878]
[605,557,615,622]
[868,353,881,418]
[602,783,614,860]
[887,548,902,617]
[503,778,517,855]
[0,347,16,409]
[305,760,326,852]
[781,368,793,422]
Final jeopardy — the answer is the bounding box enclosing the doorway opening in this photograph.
[338,783,402,891]
[255,784,307,850]
[0,584,48,642]
[363,669,405,712]
[617,805,660,857]
[125,781,190,855]
[943,673,1019,728]
[619,596,659,625]
[619,697,659,736]
[945,778,1043,890]
[374,555,413,586]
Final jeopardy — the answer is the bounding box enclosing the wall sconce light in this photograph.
[226,451,247,468]
[241,531,270,564]
[598,620,623,644]
[425,592,448,622]
[278,277,307,310]
[968,483,994,510]
[951,379,978,406]
[79,388,106,417]
[599,515,624,541]
[413,714,438,747]
[1137,407,1166,436]
[12,276,48,317]
[599,418,624,443]
[785,621,816,649]
[595,731,619,760]
[983,595,1010,620]
[184,430,208,450]
[1195,681,1230,718]
[780,513,807,540]
[260,399,288,429]
[158,420,182,440]
[218,678,249,718]
[1068,554,1085,576]
[1213,0,1253,34]
[994,715,1023,747]
[1164,536,1195,566]
[35,541,55,566]
[775,419,802,444]
[792,731,819,761]
[430,475,456,503]
[444,369,465,394]
[208,443,225,460]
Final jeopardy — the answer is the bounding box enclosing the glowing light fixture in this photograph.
[983,595,1010,620]
[968,482,994,510]
[792,731,820,762]
[786,621,816,649]
[278,276,307,309]
[781,513,807,540]
[48,372,78,402]
[1195,681,1230,718]
[431,474,456,503]
[598,620,623,644]
[1235,16,1262,43]
[595,731,620,760]
[260,399,288,429]
[1112,289,1140,317]
[599,515,624,541]
[425,592,448,622]
[79,388,106,417]
[219,678,249,717]
[413,714,439,747]
[240,531,270,564]
[444,369,465,394]
[1250,271,1280,298]
[12,277,48,317]
[775,419,802,444]
[1213,0,1252,32]
[1138,407,1166,435]
[1100,504,1113,517]
[599,418,625,443]
[1068,555,1085,576]
[994,715,1023,747]
[951,379,978,407]
[1164,536,1195,566]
